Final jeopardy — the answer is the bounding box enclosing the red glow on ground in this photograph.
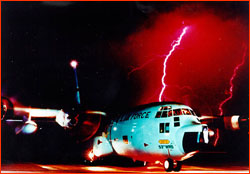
[119,5,248,115]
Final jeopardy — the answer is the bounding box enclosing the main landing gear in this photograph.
[164,159,182,172]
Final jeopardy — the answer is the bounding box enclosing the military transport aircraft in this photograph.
[90,102,209,171]
[1,60,246,172]
[1,96,209,171]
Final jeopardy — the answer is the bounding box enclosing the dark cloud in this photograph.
[135,2,155,14]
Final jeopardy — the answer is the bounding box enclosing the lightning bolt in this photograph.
[127,54,166,79]
[218,45,247,116]
[128,57,156,77]
[159,27,188,102]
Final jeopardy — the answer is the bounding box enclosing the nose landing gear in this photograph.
[164,159,173,171]
[164,159,182,172]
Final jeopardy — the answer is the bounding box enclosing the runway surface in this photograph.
[2,162,249,173]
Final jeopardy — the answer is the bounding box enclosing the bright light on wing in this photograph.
[70,60,78,69]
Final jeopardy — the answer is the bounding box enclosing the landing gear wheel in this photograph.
[164,159,173,172]
[173,161,182,172]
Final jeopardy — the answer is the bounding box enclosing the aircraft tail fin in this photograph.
[70,60,81,107]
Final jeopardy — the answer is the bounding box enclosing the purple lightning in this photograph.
[128,58,156,77]
[159,27,188,102]
[218,45,247,116]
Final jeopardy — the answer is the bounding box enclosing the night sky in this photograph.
[2,1,249,116]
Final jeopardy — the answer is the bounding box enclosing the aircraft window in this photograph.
[174,117,180,127]
[160,106,172,111]
[160,123,164,133]
[168,110,173,117]
[165,123,170,133]
[174,122,180,127]
[182,109,191,115]
[160,123,170,133]
[174,117,179,121]
[173,109,182,116]
[156,110,174,118]
[123,136,128,144]
[155,112,162,118]
[162,111,168,117]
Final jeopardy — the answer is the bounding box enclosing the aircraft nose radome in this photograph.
[182,132,199,153]
[182,129,207,154]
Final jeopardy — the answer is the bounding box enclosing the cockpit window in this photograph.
[162,111,168,117]
[155,112,162,118]
[182,109,192,115]
[160,106,172,111]
[155,107,195,118]
[173,109,182,116]
[168,110,173,117]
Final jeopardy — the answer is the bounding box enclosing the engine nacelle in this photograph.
[68,111,106,142]
[1,97,14,120]
[14,120,38,135]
